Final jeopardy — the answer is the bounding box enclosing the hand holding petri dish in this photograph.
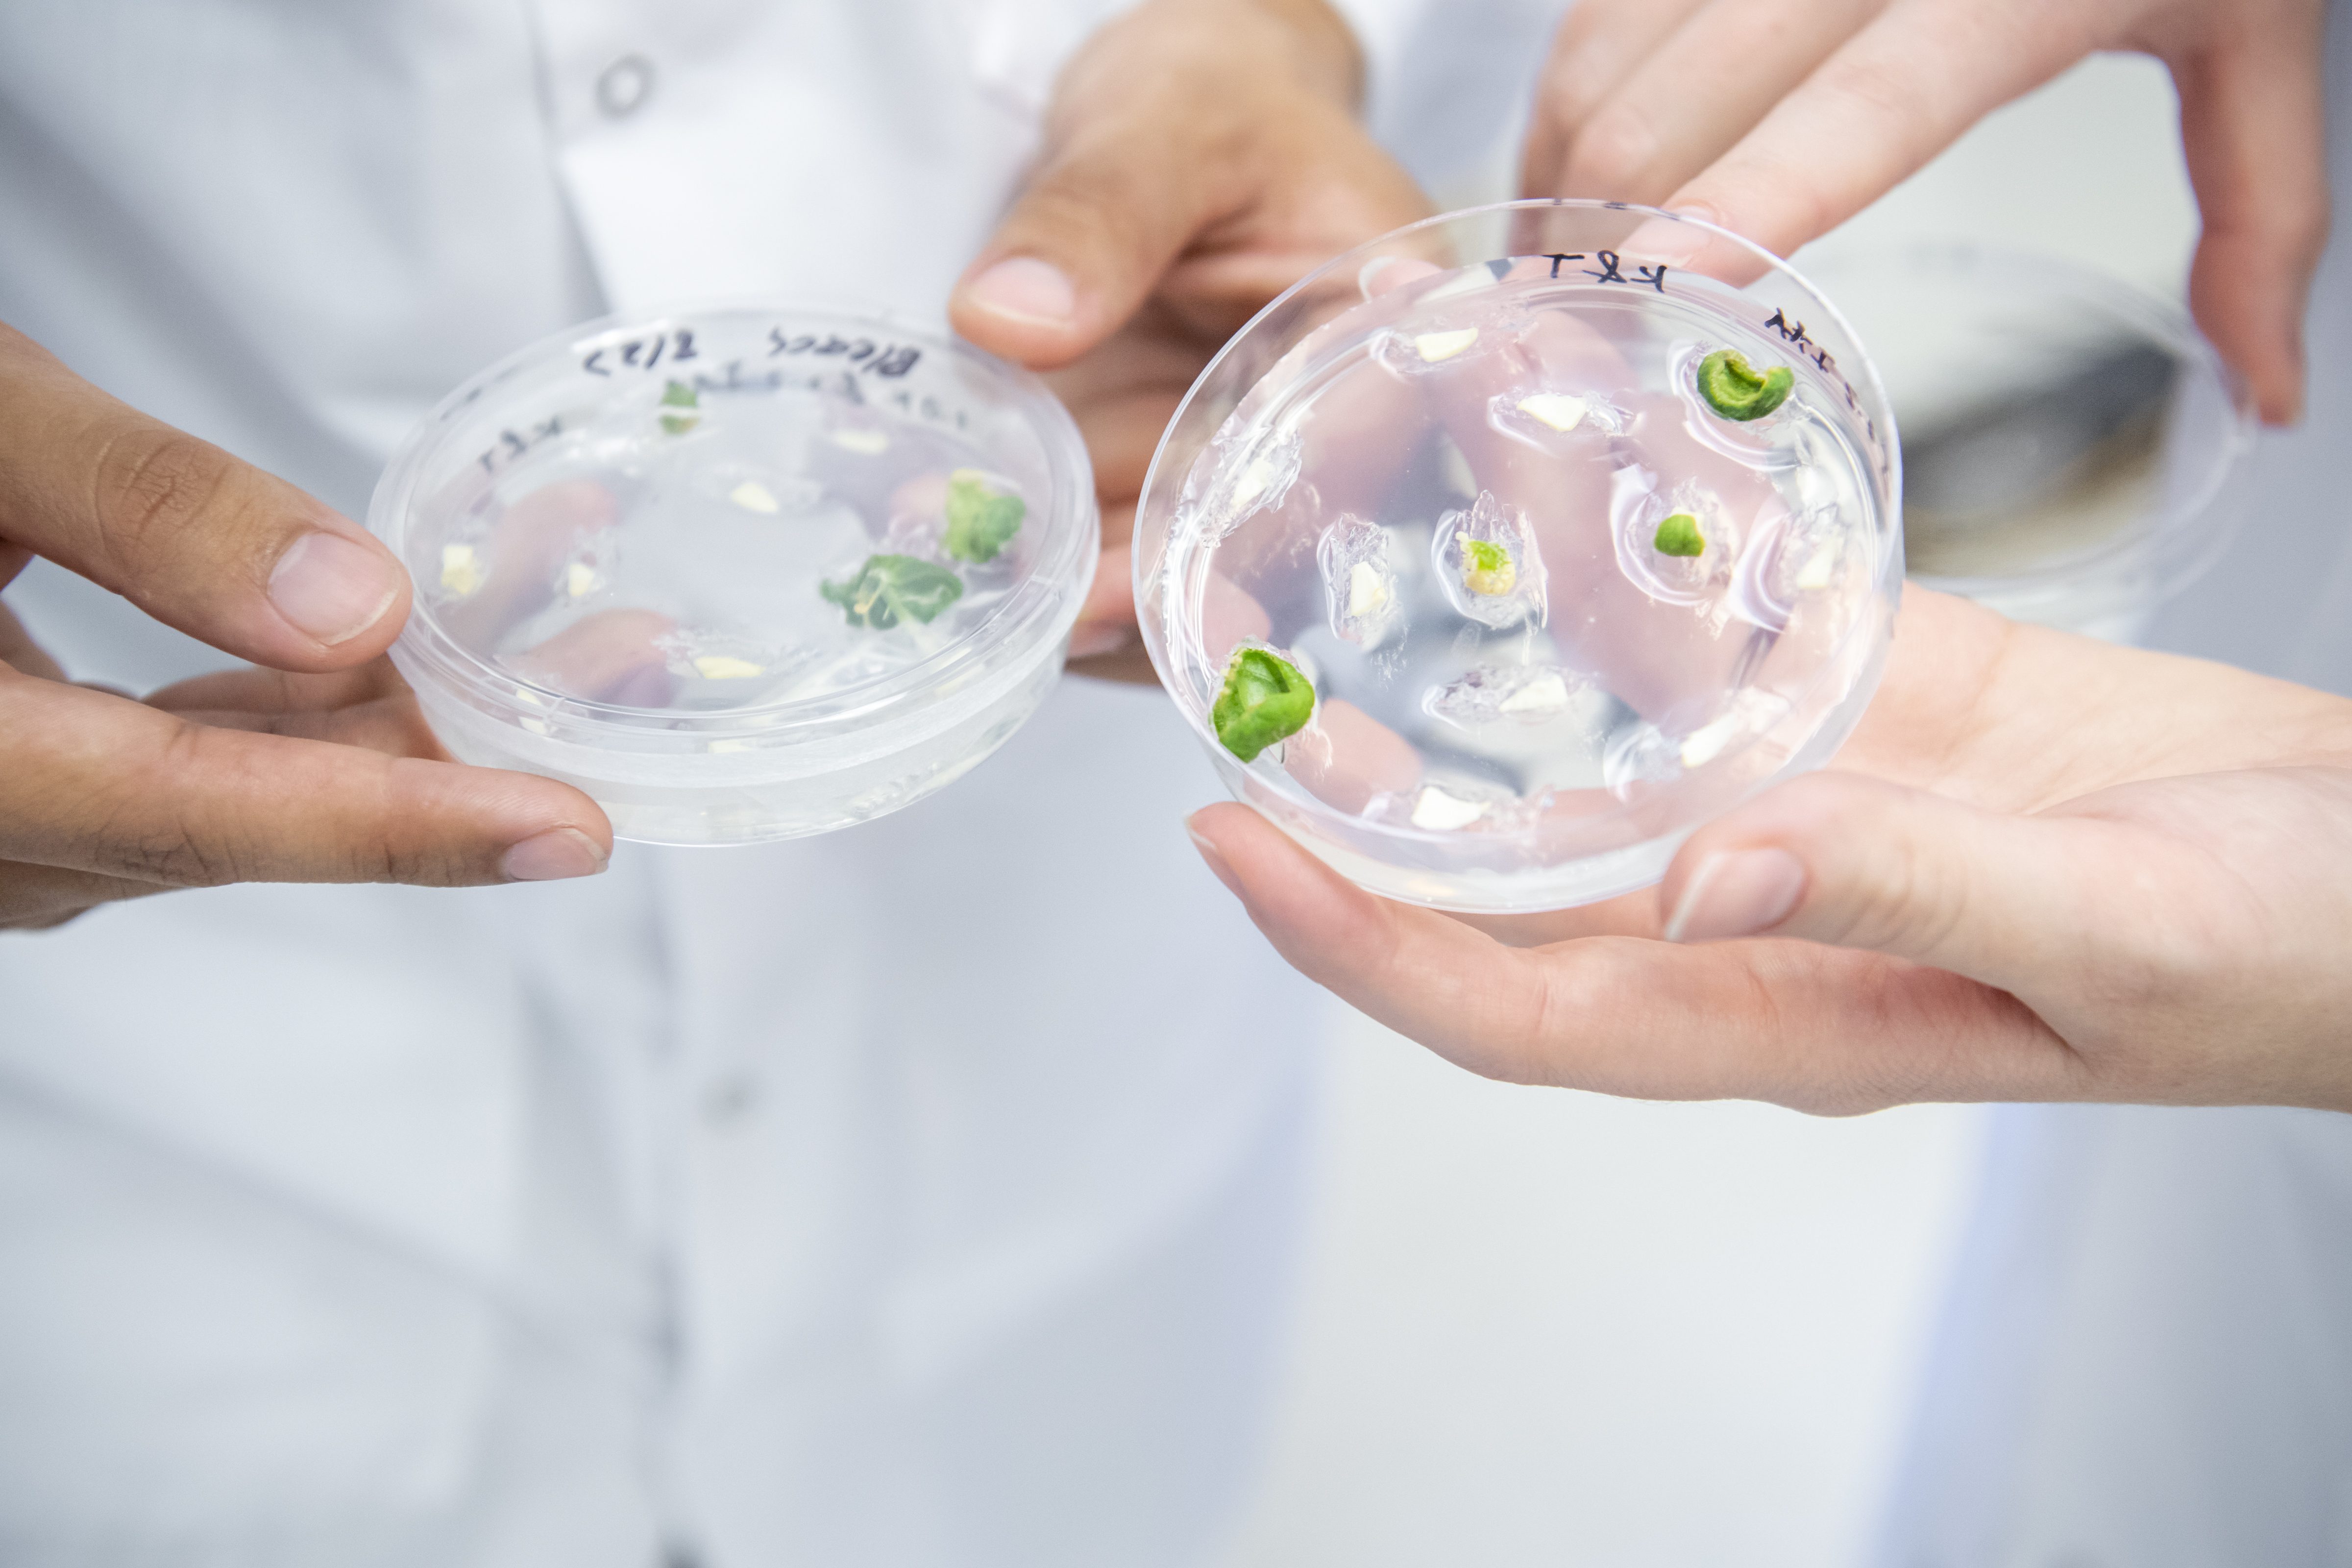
[368,307,1096,845]
[1134,201,1904,913]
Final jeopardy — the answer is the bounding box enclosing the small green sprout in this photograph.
[660,379,700,436]
[1696,349,1793,422]
[1461,537,1517,597]
[820,554,964,629]
[1652,513,1706,557]
[1212,647,1316,762]
[943,470,1025,564]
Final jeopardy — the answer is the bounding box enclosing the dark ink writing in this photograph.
[767,328,921,378]
[1582,250,1669,293]
[582,328,699,378]
[474,415,564,475]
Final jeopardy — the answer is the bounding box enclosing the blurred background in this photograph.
[1217,54,2198,1568]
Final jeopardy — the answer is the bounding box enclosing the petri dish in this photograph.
[1134,200,1901,913]
[368,304,1096,845]
[1801,244,2255,643]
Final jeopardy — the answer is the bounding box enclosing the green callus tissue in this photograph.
[821,553,964,630]
[660,379,700,436]
[1696,349,1793,422]
[943,471,1025,564]
[1212,647,1316,763]
[1460,537,1517,597]
[1652,513,1705,557]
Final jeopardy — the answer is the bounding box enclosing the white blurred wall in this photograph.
[1216,51,2197,1568]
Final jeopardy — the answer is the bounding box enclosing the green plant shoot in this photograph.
[1212,647,1315,762]
[943,471,1025,564]
[1461,537,1517,597]
[660,379,700,436]
[1696,349,1793,421]
[820,554,964,629]
[1653,513,1706,557]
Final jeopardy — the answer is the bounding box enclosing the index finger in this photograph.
[1661,0,2098,264]
[0,667,612,888]
[0,601,66,682]
[0,325,409,672]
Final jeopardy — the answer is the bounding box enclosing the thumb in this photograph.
[950,107,1239,370]
[1658,771,2114,994]
[0,324,409,673]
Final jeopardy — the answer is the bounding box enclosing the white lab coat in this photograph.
[1873,15,2352,1563]
[0,6,1332,1565]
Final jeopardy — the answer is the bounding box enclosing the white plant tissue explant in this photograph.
[1370,309,1528,380]
[1782,430,1854,597]
[1602,688,1794,799]
[1413,328,1479,362]
[1319,513,1400,646]
[1487,388,1629,450]
[829,427,889,456]
[1187,423,1306,540]
[1410,784,1489,831]
[1426,663,1584,729]
[1432,490,1546,630]
[730,480,782,514]
[1794,540,1840,590]
[441,543,484,596]
[1518,391,1584,431]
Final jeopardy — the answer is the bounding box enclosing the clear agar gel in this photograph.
[1135,201,1902,913]
[368,305,1096,845]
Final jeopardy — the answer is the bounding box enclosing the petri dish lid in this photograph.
[369,303,1095,756]
[1134,200,1902,913]
[1800,244,2255,636]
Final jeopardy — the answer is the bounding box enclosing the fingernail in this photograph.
[1186,819,1246,901]
[1620,204,1721,269]
[269,531,400,646]
[1664,847,1806,943]
[963,257,1076,326]
[501,827,609,883]
[1068,620,1134,660]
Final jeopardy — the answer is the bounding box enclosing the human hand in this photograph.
[0,323,612,931]
[1186,588,2352,1114]
[1519,0,2329,422]
[949,0,1431,681]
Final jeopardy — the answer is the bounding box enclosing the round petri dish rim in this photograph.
[1809,240,2255,617]
[370,300,1098,746]
[1133,198,1904,858]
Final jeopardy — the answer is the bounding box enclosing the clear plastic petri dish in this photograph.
[1134,200,1902,913]
[368,304,1096,845]
[1801,244,2255,643]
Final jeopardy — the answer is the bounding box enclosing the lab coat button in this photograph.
[595,54,655,119]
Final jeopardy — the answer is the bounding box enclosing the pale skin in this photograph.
[1520,0,2328,423]
[0,0,1423,930]
[0,323,618,931]
[950,0,1430,682]
[1188,590,2352,1114]
[1184,0,2352,1112]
